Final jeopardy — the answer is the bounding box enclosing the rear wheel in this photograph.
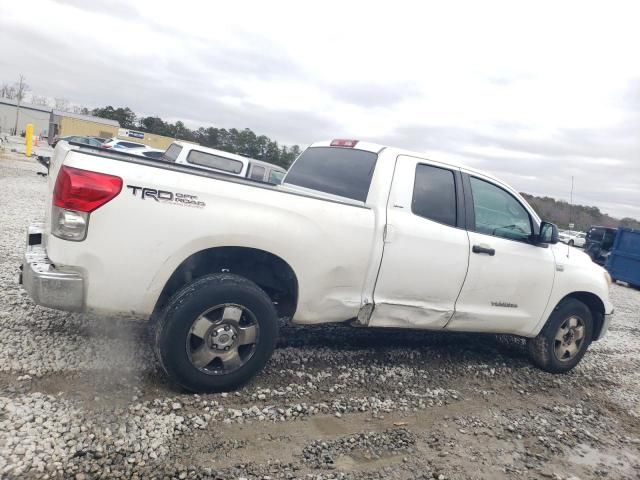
[154,273,278,392]
[568,240,574,246]
[528,298,593,373]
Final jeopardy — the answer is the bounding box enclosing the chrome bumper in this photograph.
[19,223,84,312]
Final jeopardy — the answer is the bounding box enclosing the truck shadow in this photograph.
[277,321,530,362]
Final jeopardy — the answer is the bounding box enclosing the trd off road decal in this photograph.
[126,185,206,207]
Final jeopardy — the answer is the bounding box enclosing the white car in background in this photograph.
[558,230,586,247]
[162,141,287,184]
[118,146,165,160]
[102,138,147,150]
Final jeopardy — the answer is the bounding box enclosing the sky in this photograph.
[1,0,638,218]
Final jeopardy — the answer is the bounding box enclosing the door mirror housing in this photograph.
[538,221,559,245]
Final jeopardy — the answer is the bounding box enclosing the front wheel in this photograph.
[568,240,574,246]
[528,298,593,373]
[154,273,278,392]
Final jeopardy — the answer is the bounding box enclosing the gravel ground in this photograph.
[1,150,639,479]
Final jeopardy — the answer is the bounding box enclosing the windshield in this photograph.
[284,147,377,202]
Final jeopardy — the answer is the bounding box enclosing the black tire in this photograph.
[154,273,278,393]
[527,298,593,373]
[568,240,574,247]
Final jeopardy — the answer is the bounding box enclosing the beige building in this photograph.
[48,111,186,150]
[49,110,119,143]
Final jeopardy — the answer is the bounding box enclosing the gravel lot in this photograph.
[1,150,639,479]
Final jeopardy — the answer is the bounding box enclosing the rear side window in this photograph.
[187,150,243,174]
[412,164,457,227]
[143,151,163,159]
[249,164,266,181]
[284,147,377,202]
[119,141,144,148]
[162,144,182,162]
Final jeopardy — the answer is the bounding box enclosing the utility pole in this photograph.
[13,97,21,135]
[569,176,574,229]
[12,75,29,135]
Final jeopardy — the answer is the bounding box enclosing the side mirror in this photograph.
[539,221,559,244]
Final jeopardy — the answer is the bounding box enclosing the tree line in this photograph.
[521,193,640,232]
[91,106,301,168]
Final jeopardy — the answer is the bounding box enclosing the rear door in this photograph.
[447,173,555,335]
[369,155,470,329]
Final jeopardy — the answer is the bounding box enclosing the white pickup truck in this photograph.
[21,139,614,392]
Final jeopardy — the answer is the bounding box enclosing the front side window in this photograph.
[284,147,377,202]
[470,177,532,242]
[249,164,266,181]
[269,170,285,184]
[162,144,182,162]
[412,164,457,227]
[187,150,244,174]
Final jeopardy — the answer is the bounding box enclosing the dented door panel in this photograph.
[369,155,469,329]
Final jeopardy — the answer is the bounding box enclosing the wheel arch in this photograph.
[153,246,299,319]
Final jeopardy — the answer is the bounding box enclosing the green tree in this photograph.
[93,106,136,129]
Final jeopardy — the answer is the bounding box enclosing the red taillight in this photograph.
[53,166,123,212]
[102,145,112,149]
[330,139,359,147]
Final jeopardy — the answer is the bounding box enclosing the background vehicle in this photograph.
[606,228,640,287]
[247,160,287,184]
[52,135,103,148]
[102,138,147,149]
[163,141,286,184]
[21,139,613,392]
[558,230,586,247]
[116,146,164,160]
[585,226,618,265]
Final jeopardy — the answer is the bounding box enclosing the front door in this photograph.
[369,156,470,329]
[447,174,556,335]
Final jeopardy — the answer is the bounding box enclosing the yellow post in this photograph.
[25,123,34,157]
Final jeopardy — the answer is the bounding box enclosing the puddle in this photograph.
[568,444,630,469]
[334,453,404,471]
[309,416,352,436]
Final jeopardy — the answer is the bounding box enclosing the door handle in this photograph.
[472,245,495,256]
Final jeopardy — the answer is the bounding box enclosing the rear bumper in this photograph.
[19,223,84,312]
